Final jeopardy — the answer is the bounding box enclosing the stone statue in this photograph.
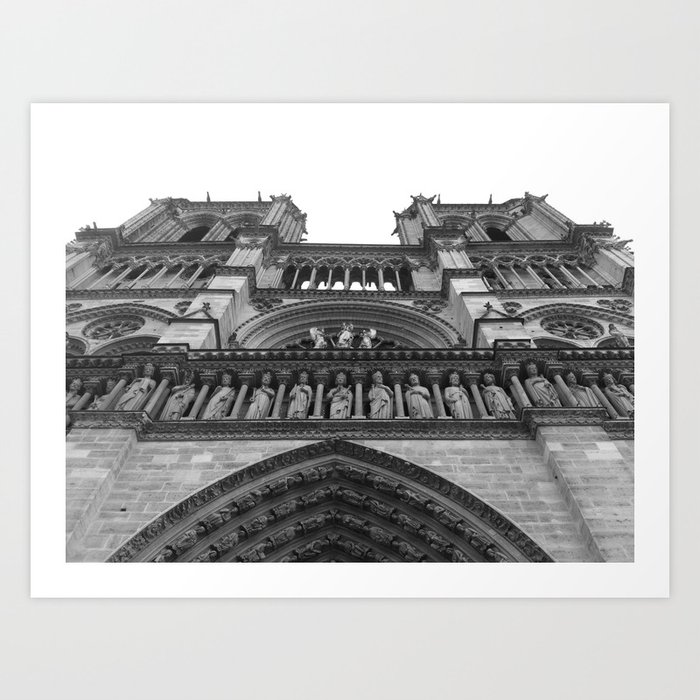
[368,371,393,419]
[359,328,377,349]
[602,372,634,418]
[161,370,197,421]
[443,372,473,419]
[244,371,275,419]
[404,373,434,419]
[201,372,237,420]
[336,322,355,348]
[88,378,118,411]
[608,323,631,348]
[481,373,516,419]
[66,378,84,410]
[309,327,330,349]
[114,363,157,411]
[565,372,601,408]
[523,362,562,407]
[287,371,313,419]
[326,372,353,419]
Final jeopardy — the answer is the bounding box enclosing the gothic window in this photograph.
[540,316,603,340]
[179,226,211,242]
[82,315,146,341]
[485,226,510,242]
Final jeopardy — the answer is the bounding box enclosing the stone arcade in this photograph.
[65,192,634,562]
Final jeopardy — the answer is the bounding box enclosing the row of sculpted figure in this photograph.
[519,361,634,417]
[67,361,635,422]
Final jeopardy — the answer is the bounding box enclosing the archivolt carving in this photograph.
[88,334,162,357]
[519,302,633,326]
[67,302,178,326]
[107,440,552,563]
[234,300,461,349]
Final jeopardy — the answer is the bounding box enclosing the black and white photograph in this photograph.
[31,104,666,594]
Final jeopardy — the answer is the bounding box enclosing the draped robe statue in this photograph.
[202,373,237,420]
[309,327,330,349]
[245,372,275,419]
[161,373,197,420]
[443,373,473,419]
[602,373,634,417]
[336,323,355,348]
[287,372,313,419]
[368,371,393,419]
[327,373,353,419]
[523,363,562,407]
[481,374,516,419]
[404,374,434,419]
[115,363,157,411]
[608,323,631,348]
[565,372,601,408]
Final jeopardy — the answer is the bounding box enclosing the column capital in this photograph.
[545,363,565,380]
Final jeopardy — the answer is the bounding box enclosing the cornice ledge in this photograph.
[69,417,531,441]
[522,407,609,436]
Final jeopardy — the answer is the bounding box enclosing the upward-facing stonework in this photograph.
[65,193,634,563]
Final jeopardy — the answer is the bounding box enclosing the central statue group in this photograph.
[309,323,381,350]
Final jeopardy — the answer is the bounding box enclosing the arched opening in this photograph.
[382,267,396,291]
[365,267,379,291]
[330,266,346,290]
[109,440,552,563]
[485,226,510,242]
[179,226,211,242]
[348,266,363,290]
[297,265,313,290]
[315,265,331,290]
[398,266,413,292]
[280,265,297,290]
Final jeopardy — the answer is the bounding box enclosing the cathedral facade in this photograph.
[65,192,634,563]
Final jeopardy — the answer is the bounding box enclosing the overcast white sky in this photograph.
[31,104,667,246]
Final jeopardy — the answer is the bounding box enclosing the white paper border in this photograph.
[30,103,669,597]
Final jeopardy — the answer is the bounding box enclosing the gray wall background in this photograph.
[4,1,696,698]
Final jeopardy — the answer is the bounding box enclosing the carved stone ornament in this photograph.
[174,301,192,315]
[82,315,146,341]
[540,315,603,340]
[107,440,552,564]
[412,299,448,313]
[597,299,632,314]
[502,301,523,316]
[251,298,284,312]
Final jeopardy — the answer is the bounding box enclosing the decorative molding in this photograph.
[67,302,178,325]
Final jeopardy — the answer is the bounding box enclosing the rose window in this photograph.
[540,316,602,340]
[82,315,145,340]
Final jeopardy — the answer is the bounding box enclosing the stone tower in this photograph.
[65,192,634,563]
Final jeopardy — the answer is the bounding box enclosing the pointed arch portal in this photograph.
[110,441,551,563]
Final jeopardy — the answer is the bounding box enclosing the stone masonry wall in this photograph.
[66,431,633,563]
